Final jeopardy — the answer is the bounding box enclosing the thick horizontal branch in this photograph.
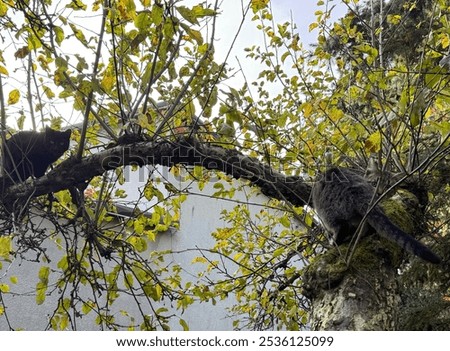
[1,138,311,207]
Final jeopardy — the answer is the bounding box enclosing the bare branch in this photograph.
[76,1,109,160]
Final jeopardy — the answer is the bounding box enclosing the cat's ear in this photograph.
[45,126,52,133]
[64,129,72,137]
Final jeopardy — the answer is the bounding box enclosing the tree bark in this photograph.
[302,237,404,330]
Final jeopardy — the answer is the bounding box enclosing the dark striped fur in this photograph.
[312,167,440,264]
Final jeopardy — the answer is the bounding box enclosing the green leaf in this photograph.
[27,33,42,50]
[279,215,290,228]
[54,26,65,46]
[151,4,164,26]
[176,6,199,25]
[55,56,68,71]
[57,256,69,271]
[128,236,148,252]
[281,51,290,63]
[38,266,50,281]
[191,4,216,18]
[16,113,25,130]
[134,11,151,30]
[410,110,420,128]
[180,23,203,45]
[177,4,216,25]
[36,266,50,305]
[273,247,285,258]
[82,301,94,314]
[69,23,88,46]
[179,319,190,331]
[424,67,444,91]
[124,273,134,289]
[43,85,55,99]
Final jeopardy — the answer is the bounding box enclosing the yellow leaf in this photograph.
[59,315,69,330]
[117,0,136,20]
[0,65,8,76]
[144,230,156,241]
[38,266,50,282]
[309,22,319,32]
[82,301,94,314]
[442,35,450,50]
[36,283,47,305]
[250,0,269,12]
[27,33,42,50]
[0,1,8,17]
[155,284,162,300]
[140,0,151,7]
[0,236,12,259]
[66,0,87,11]
[302,102,314,118]
[43,85,55,99]
[191,256,207,264]
[233,252,243,262]
[387,14,402,25]
[69,23,87,46]
[365,130,382,153]
[0,283,9,293]
[101,74,115,93]
[7,89,20,105]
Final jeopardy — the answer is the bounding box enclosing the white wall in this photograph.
[0,166,284,330]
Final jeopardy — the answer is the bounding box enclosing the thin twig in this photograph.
[76,1,109,160]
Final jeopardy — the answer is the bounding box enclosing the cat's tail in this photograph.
[366,207,441,264]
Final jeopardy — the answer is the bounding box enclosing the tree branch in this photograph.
[0,138,311,208]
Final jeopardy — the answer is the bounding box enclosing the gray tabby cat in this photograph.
[312,167,440,264]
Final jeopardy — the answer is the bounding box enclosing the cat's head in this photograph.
[45,127,71,154]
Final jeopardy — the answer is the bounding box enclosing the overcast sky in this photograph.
[205,0,348,91]
[5,1,349,128]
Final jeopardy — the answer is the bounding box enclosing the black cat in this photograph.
[3,127,71,182]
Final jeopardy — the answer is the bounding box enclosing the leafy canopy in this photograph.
[0,0,448,330]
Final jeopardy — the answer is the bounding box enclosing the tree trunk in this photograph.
[303,236,403,330]
[302,184,445,331]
